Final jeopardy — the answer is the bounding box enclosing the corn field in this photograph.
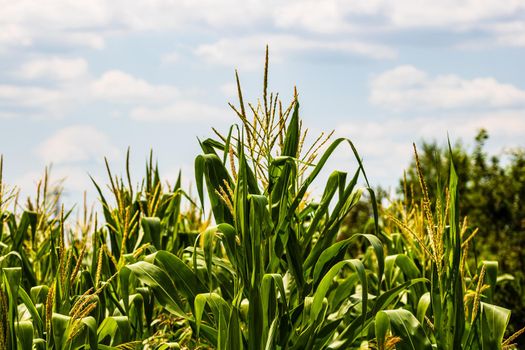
[0,55,523,350]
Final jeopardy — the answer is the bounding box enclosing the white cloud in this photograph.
[0,1,267,51]
[339,111,525,148]
[382,0,525,28]
[0,112,18,119]
[336,109,525,187]
[16,57,89,81]
[161,52,180,64]
[489,21,525,47]
[0,56,98,118]
[282,0,524,30]
[36,125,120,164]
[220,82,238,99]
[273,0,525,39]
[0,2,108,50]
[370,65,525,111]
[1,57,90,118]
[0,84,72,118]
[0,85,63,107]
[1,0,524,54]
[91,70,179,104]
[455,21,525,50]
[272,1,359,34]
[0,24,32,47]
[2,59,187,118]
[60,32,106,50]
[130,101,231,122]
[196,34,396,70]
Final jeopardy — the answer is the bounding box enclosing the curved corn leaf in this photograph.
[375,309,432,350]
[123,261,185,317]
[312,259,367,325]
[194,292,230,349]
[480,302,510,350]
[97,316,131,346]
[16,320,33,350]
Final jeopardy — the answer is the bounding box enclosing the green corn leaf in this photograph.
[331,278,428,349]
[16,321,33,350]
[416,292,431,326]
[194,292,230,348]
[52,313,71,349]
[148,251,208,308]
[82,316,98,350]
[301,170,345,248]
[375,311,389,350]
[282,101,300,157]
[226,296,243,350]
[217,223,239,268]
[312,234,383,290]
[290,137,374,227]
[18,286,43,335]
[202,227,216,288]
[0,250,22,268]
[123,260,186,317]
[32,338,46,350]
[448,152,466,349]
[29,285,49,304]
[12,211,37,250]
[97,316,131,346]
[312,259,367,326]
[303,169,361,273]
[376,309,432,350]
[482,261,498,303]
[141,217,162,250]
[480,302,510,350]
[261,273,287,342]
[195,153,234,224]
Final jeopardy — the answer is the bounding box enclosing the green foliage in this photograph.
[0,53,523,349]
[401,130,525,344]
[0,154,202,349]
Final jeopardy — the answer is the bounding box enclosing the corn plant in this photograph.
[0,154,203,349]
[376,144,524,350]
[0,51,523,350]
[123,51,434,350]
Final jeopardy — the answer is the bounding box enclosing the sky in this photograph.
[1,0,525,207]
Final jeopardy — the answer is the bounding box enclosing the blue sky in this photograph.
[1,1,524,206]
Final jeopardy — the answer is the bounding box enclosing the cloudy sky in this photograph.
[1,0,524,205]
